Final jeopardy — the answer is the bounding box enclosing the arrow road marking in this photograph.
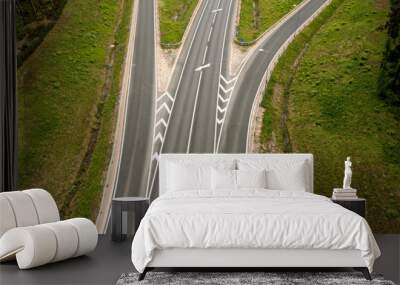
[195,63,211,72]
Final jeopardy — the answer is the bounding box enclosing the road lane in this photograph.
[115,0,155,198]
[219,0,328,153]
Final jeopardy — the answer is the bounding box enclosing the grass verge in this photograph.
[260,0,400,232]
[17,0,132,220]
[159,0,198,47]
[236,0,303,43]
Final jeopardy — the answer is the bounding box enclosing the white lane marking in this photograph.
[195,63,211,72]
[217,105,227,113]
[156,91,173,103]
[154,118,167,129]
[212,8,223,13]
[220,74,237,85]
[156,102,172,114]
[218,93,229,103]
[186,31,210,153]
[259,48,265,52]
[207,26,213,42]
[153,132,164,144]
[220,84,233,94]
[148,0,211,198]
[186,71,204,153]
[213,0,233,152]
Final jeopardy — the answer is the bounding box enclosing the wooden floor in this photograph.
[0,234,399,285]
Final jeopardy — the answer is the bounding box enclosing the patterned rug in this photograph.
[116,271,396,285]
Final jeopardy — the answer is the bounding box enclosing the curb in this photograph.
[246,0,333,152]
[95,0,140,234]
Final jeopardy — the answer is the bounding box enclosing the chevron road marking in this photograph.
[154,118,167,129]
[153,132,164,144]
[220,84,234,94]
[156,91,173,103]
[156,102,171,114]
[220,74,236,85]
[218,93,229,103]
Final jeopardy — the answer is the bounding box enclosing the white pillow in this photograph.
[166,163,212,191]
[236,169,267,189]
[266,163,306,191]
[237,159,308,191]
[212,168,236,190]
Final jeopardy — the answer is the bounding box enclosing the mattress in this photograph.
[131,189,380,272]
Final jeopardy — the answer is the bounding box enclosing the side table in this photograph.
[331,198,366,218]
[111,197,149,242]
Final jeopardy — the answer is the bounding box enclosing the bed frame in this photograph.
[139,154,371,280]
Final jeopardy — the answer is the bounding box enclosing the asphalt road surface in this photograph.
[162,0,236,154]
[219,0,328,153]
[113,0,329,200]
[114,0,155,198]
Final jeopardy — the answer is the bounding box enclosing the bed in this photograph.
[131,154,380,280]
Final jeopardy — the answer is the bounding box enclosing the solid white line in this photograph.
[146,0,158,197]
[213,0,233,152]
[148,0,211,198]
[216,0,317,153]
[186,71,203,153]
[186,34,210,152]
[245,0,331,152]
[207,26,213,42]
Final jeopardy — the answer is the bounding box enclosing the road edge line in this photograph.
[95,0,140,234]
[246,0,333,152]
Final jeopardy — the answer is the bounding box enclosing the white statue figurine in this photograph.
[343,156,352,190]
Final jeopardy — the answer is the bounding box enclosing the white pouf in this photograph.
[0,189,98,269]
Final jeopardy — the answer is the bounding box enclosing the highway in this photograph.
[219,0,329,153]
[146,0,236,197]
[114,0,155,198]
[106,0,330,205]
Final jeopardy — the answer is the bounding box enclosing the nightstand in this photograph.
[331,198,366,218]
[111,197,149,242]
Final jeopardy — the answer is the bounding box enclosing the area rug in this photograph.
[116,272,396,285]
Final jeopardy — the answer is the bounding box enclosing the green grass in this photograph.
[159,0,198,47]
[261,0,400,233]
[66,0,134,220]
[17,0,131,220]
[237,0,303,43]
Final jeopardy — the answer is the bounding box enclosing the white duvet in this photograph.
[131,190,380,272]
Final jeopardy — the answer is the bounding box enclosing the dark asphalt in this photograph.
[115,0,329,200]
[115,0,155,198]
[219,0,328,153]
[162,0,236,154]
